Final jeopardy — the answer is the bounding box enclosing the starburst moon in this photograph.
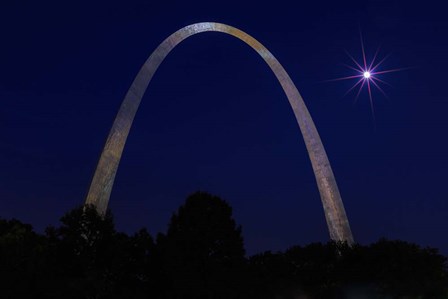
[327,32,407,121]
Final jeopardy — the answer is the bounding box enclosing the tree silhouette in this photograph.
[248,250,297,299]
[363,239,448,298]
[1,195,448,299]
[44,205,156,298]
[157,191,246,298]
[248,240,448,299]
[0,218,47,298]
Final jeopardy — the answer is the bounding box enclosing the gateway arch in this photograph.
[85,22,354,244]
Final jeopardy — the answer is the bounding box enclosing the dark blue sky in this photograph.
[1,0,447,255]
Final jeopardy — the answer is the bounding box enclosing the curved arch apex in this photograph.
[85,22,354,245]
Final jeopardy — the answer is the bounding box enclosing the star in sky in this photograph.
[326,32,407,121]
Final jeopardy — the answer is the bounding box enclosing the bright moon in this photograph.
[363,71,371,79]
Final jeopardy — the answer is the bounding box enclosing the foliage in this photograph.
[0,194,447,299]
[0,218,47,298]
[157,191,247,298]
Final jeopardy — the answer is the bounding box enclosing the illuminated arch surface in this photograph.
[85,22,354,244]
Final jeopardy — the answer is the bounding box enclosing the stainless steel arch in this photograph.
[85,22,354,244]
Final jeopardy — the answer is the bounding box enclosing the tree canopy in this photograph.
[0,193,447,299]
[157,191,246,298]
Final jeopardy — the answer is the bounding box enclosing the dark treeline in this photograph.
[1,191,447,299]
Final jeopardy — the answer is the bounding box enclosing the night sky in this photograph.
[1,0,448,255]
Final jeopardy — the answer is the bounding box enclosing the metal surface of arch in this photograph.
[85,22,354,244]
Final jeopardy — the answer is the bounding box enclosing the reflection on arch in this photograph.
[85,22,354,244]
